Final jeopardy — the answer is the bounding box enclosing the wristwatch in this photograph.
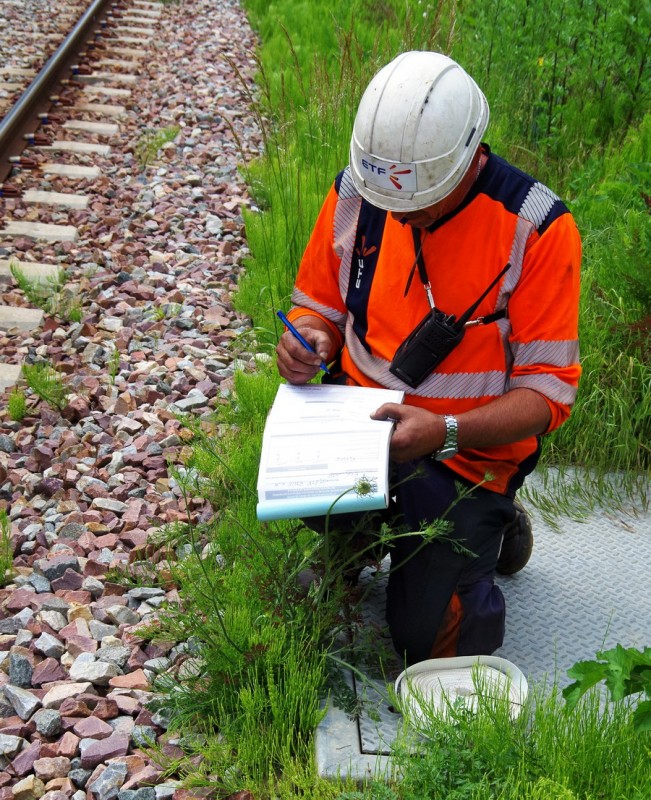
[433,415,458,461]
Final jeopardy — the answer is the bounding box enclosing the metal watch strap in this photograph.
[433,414,458,461]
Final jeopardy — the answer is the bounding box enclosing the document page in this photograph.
[256,383,404,522]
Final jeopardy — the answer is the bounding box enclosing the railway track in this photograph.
[0,0,163,392]
[0,1,262,792]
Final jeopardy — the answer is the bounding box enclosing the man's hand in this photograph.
[276,317,338,384]
[372,388,552,463]
[371,403,444,462]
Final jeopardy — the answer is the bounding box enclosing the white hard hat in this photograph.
[350,51,489,211]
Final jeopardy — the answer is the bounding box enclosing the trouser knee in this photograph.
[387,580,506,664]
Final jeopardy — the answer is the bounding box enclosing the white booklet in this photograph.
[256,383,404,522]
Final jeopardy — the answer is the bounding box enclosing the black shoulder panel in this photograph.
[480,154,570,236]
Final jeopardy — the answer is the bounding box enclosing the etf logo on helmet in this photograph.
[359,156,417,193]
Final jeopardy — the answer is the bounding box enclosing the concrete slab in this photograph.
[115,26,155,36]
[0,304,44,332]
[72,103,126,117]
[96,59,140,71]
[0,68,35,77]
[22,190,89,209]
[131,6,161,15]
[76,72,138,86]
[0,259,62,283]
[63,120,120,136]
[0,221,78,242]
[109,47,147,59]
[0,363,21,392]
[42,163,101,179]
[121,15,159,24]
[45,141,112,156]
[128,8,160,16]
[81,85,131,98]
[120,15,156,31]
[316,478,651,775]
[111,35,152,46]
[315,669,393,782]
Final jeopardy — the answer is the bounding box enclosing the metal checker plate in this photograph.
[316,485,650,775]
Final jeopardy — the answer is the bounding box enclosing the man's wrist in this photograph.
[432,414,458,461]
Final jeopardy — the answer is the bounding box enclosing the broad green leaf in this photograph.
[629,665,651,695]
[598,644,636,700]
[632,699,651,733]
[595,646,651,701]
[563,660,608,710]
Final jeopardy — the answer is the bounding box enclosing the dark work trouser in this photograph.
[305,458,515,665]
[386,459,513,664]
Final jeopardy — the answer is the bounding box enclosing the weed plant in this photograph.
[0,511,13,588]
[135,126,180,167]
[7,387,28,422]
[107,346,121,385]
[10,261,82,322]
[22,361,70,413]
[144,364,459,794]
[563,644,651,733]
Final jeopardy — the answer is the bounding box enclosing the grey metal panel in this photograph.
[317,487,651,764]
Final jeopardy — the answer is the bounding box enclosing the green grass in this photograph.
[386,678,650,800]
[147,1,650,797]
[10,260,83,322]
[7,387,28,422]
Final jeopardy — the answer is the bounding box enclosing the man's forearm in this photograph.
[456,388,551,450]
[372,387,553,462]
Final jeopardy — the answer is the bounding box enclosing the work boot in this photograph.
[496,500,533,575]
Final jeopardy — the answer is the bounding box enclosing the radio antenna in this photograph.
[455,262,511,330]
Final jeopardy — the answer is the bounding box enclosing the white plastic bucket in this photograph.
[395,655,528,725]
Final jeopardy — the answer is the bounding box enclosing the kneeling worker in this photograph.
[276,51,581,664]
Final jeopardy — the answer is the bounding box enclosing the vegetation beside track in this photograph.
[137,1,650,798]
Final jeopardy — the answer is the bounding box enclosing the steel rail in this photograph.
[0,0,115,184]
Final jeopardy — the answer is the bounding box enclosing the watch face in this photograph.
[435,446,456,461]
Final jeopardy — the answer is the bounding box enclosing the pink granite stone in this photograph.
[107,669,149,690]
[50,570,84,592]
[57,731,80,759]
[10,740,42,777]
[72,716,113,739]
[32,658,68,686]
[79,734,130,769]
[33,756,71,781]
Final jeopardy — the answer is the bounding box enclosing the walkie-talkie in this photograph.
[389,262,511,388]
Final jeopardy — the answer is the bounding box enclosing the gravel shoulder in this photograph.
[0,1,262,796]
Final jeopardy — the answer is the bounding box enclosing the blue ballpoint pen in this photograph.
[277,310,331,374]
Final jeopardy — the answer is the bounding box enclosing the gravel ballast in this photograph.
[0,1,263,796]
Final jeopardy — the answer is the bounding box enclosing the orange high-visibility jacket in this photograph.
[288,148,582,495]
